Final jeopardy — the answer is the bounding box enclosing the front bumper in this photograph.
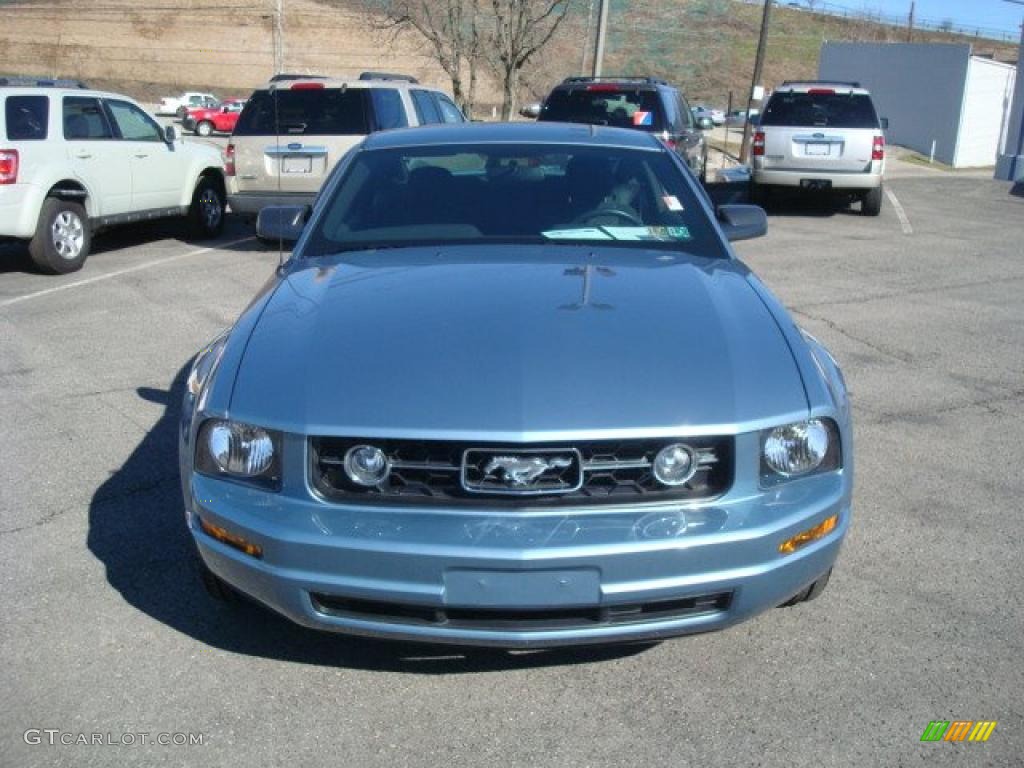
[188,466,850,648]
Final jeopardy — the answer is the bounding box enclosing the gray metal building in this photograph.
[819,42,1017,169]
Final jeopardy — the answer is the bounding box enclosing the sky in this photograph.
[868,0,1024,37]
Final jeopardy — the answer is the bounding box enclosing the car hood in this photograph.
[229,246,808,439]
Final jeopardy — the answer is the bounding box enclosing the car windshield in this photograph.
[302,143,726,258]
[539,88,666,131]
[760,92,878,128]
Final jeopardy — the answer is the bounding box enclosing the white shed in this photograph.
[819,42,1017,169]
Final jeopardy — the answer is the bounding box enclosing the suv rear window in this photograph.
[234,88,371,136]
[760,92,879,129]
[5,95,49,140]
[539,88,665,132]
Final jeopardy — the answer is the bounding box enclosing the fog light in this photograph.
[778,514,838,555]
[344,444,390,486]
[653,443,697,486]
[198,517,263,558]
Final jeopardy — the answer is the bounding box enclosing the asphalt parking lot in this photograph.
[2,171,1022,767]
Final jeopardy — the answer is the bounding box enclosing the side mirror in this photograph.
[257,205,309,244]
[697,116,714,131]
[718,204,767,242]
[880,117,889,130]
[519,102,542,119]
[164,125,176,143]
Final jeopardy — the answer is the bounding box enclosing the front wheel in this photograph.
[195,120,214,137]
[862,185,883,216]
[28,197,91,274]
[186,177,225,239]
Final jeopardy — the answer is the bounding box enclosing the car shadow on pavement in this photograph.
[1011,181,1024,198]
[87,363,655,674]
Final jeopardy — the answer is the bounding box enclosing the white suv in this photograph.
[750,81,887,216]
[228,72,466,217]
[0,78,227,273]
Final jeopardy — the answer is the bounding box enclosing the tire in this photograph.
[196,555,240,603]
[28,197,91,274]
[779,567,833,607]
[862,185,883,216]
[186,176,225,239]
[195,120,214,137]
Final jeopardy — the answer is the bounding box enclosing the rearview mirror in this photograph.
[519,102,542,119]
[257,205,309,244]
[163,125,176,143]
[717,204,767,242]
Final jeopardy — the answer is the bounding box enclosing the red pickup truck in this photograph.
[182,99,246,136]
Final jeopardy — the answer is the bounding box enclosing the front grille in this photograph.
[310,436,733,506]
[310,591,733,630]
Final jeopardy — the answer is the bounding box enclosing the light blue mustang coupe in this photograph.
[180,122,852,647]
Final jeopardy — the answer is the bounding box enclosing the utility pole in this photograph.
[591,0,609,77]
[907,1,915,42]
[740,0,772,164]
[273,0,284,75]
[580,0,595,73]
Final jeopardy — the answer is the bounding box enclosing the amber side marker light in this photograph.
[779,514,839,555]
[198,517,263,559]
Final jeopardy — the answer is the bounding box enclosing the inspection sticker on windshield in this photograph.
[601,226,691,241]
[632,111,653,126]
[662,195,684,211]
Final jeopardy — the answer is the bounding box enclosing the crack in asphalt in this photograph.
[0,474,180,537]
[790,307,914,364]
[791,273,1024,312]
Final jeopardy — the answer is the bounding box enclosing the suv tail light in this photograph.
[291,82,325,90]
[225,142,236,176]
[0,150,18,185]
[872,135,884,161]
[752,131,765,157]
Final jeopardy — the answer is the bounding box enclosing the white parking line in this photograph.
[885,187,913,235]
[0,236,255,310]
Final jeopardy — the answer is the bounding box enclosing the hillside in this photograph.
[1,0,1018,113]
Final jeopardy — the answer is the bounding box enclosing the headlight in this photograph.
[761,418,840,481]
[195,419,282,488]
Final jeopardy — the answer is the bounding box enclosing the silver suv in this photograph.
[227,72,466,217]
[0,77,226,273]
[750,81,887,216]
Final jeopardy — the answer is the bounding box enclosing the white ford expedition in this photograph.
[0,78,227,273]
[750,80,887,216]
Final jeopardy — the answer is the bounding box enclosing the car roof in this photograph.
[362,121,665,151]
[256,77,440,91]
[775,81,870,95]
[0,86,138,101]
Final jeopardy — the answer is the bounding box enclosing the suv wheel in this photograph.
[187,177,225,239]
[195,120,214,137]
[29,197,91,274]
[862,185,883,216]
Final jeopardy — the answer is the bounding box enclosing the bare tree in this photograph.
[488,0,574,120]
[358,0,484,118]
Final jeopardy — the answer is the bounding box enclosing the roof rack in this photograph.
[561,75,668,86]
[358,71,419,83]
[0,76,89,89]
[269,73,328,82]
[780,79,861,88]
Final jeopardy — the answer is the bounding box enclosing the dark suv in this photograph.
[537,76,712,180]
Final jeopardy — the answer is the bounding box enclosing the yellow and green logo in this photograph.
[921,721,997,742]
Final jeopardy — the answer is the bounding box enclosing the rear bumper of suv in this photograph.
[227,190,315,216]
[752,167,883,190]
[0,183,44,239]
